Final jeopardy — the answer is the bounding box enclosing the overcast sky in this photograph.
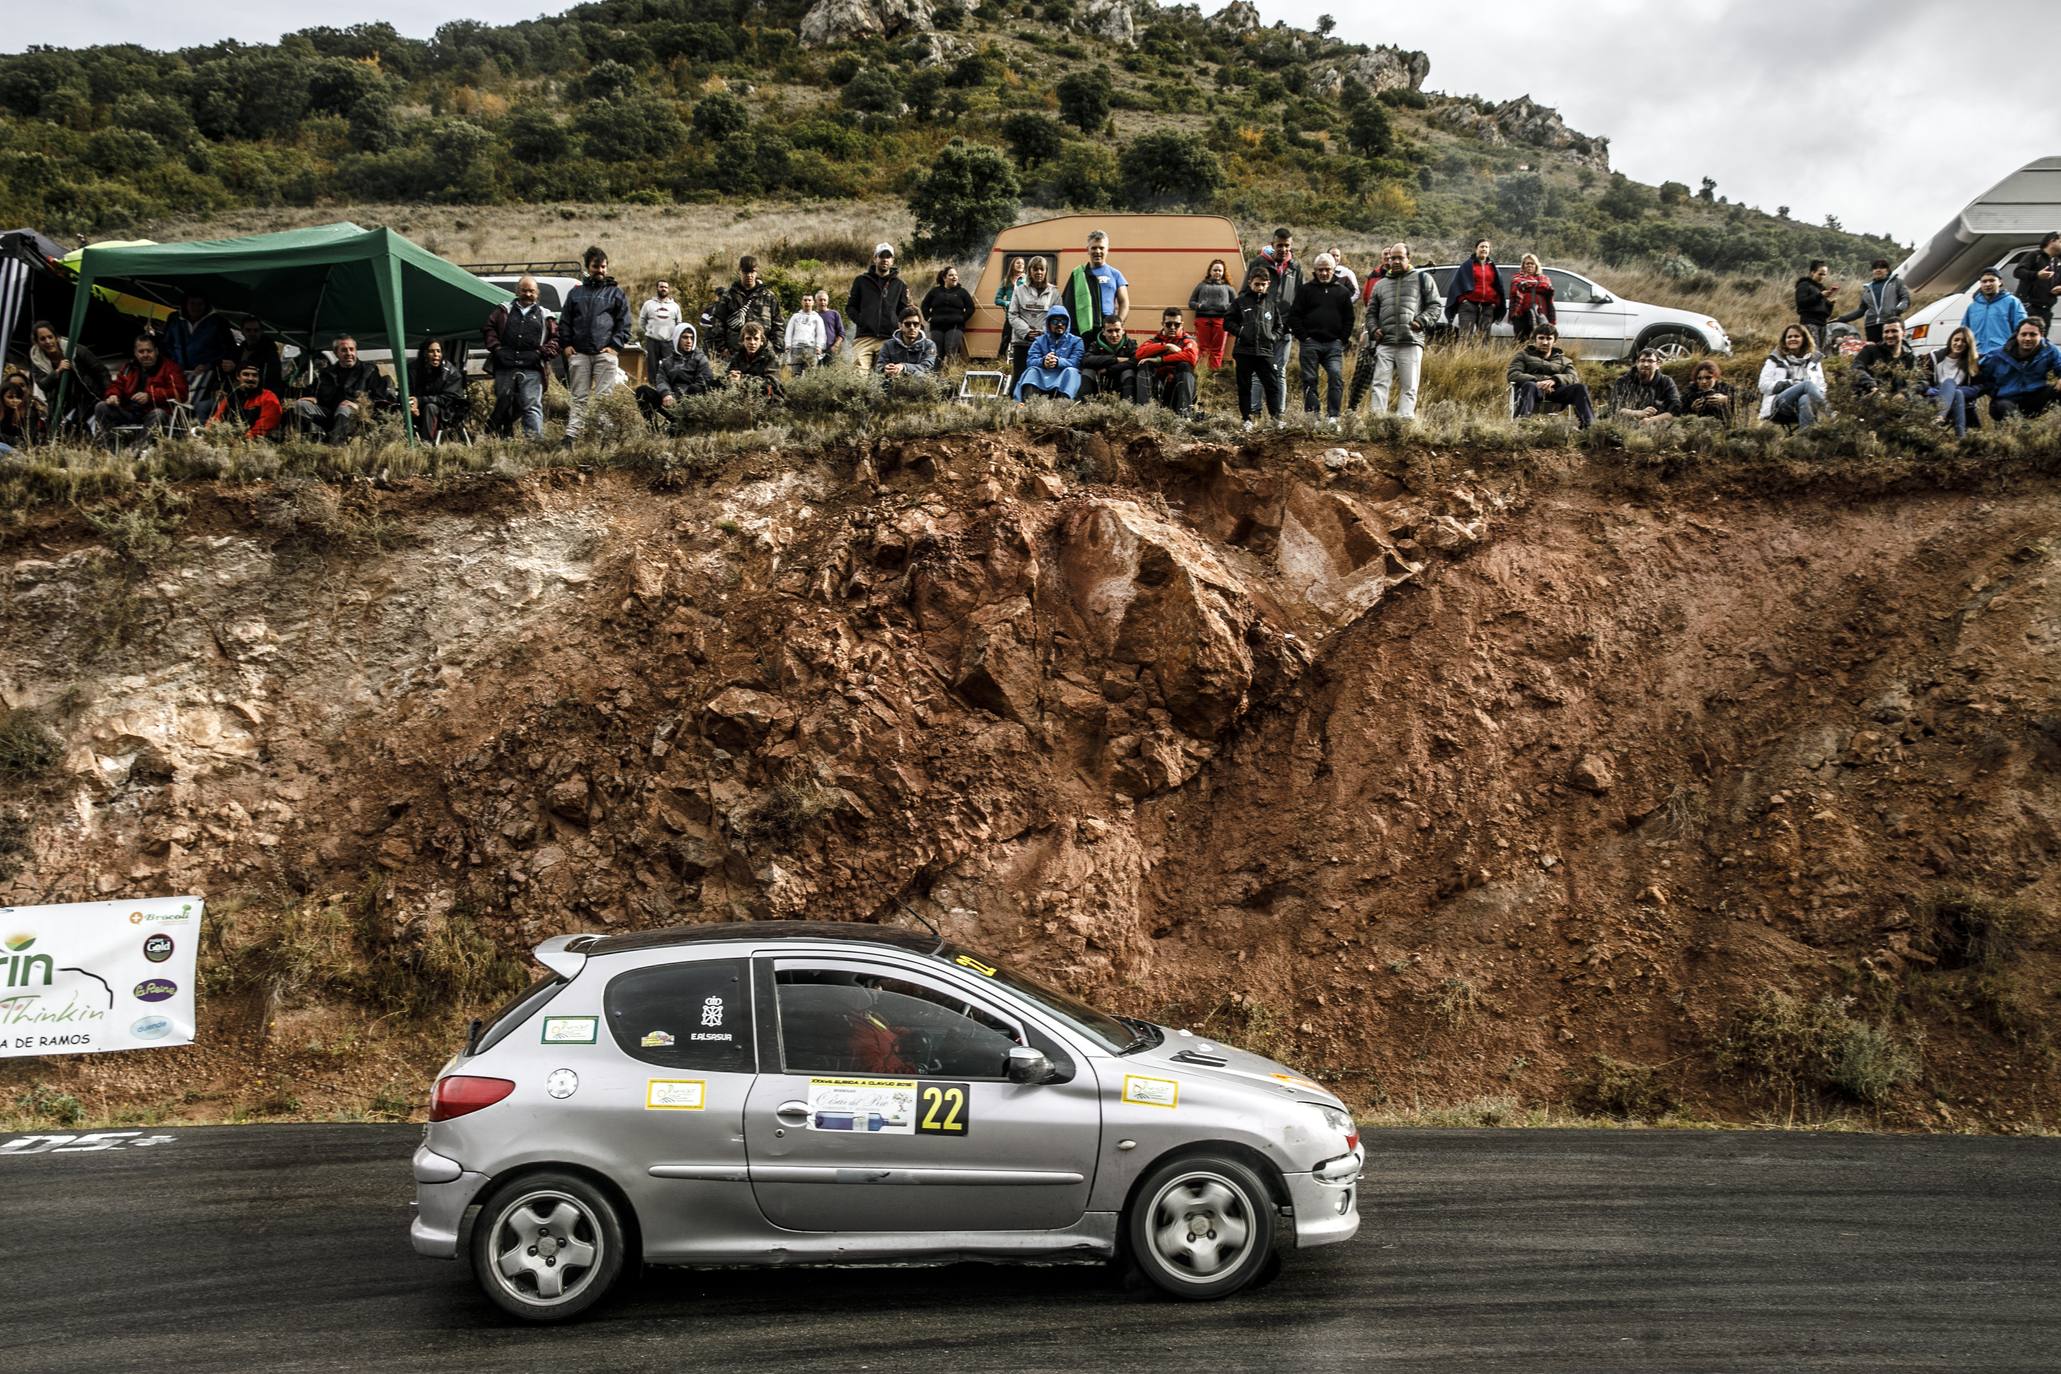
[8,0,2051,243]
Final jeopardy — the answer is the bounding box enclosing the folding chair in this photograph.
[958,369,1010,402]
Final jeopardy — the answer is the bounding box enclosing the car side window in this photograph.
[604,958,753,1071]
[536,284,563,310]
[1546,270,1596,305]
[775,967,1022,1080]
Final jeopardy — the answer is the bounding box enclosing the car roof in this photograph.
[575,920,945,959]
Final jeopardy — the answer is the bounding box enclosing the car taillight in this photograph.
[430,1075,516,1121]
[1909,324,1930,340]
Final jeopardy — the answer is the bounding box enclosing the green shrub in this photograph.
[1055,69,1110,130]
[909,139,1021,256]
[0,709,60,780]
[1000,110,1065,167]
[785,363,883,420]
[1716,991,1918,1108]
[1575,1056,1677,1120]
[1120,131,1223,209]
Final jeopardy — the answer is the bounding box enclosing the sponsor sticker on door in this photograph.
[1122,1074,1180,1108]
[1,897,202,1058]
[646,1078,707,1110]
[807,1077,918,1133]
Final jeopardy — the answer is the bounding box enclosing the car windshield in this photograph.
[941,946,1134,1053]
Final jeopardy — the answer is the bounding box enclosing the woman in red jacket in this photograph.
[1508,254,1556,342]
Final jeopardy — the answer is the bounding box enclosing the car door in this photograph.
[1547,269,1631,359]
[743,955,1101,1233]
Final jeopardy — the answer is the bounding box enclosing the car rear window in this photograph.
[604,958,753,1071]
[474,972,566,1055]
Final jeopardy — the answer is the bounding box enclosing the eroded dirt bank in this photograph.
[2,433,2055,1128]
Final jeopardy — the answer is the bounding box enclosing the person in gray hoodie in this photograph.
[1349,243,1443,419]
[1836,259,1912,343]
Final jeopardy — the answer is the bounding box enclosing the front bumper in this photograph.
[410,1143,491,1259]
[1285,1144,1363,1249]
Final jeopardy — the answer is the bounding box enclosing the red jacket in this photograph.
[1136,329,1198,370]
[106,358,188,408]
[209,387,283,438]
[1509,272,1557,327]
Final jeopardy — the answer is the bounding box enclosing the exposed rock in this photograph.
[1210,1,1261,32]
[800,0,942,46]
[1436,94,1609,169]
[1075,0,1144,47]
[545,775,591,821]
[1311,46,1431,100]
[1570,754,1616,794]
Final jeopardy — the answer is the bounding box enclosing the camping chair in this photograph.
[958,369,1010,401]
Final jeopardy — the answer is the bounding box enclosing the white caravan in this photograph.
[1896,157,2061,354]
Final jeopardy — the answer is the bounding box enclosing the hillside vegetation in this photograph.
[0,0,1900,276]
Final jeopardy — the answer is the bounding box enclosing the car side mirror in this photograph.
[1594,293,1614,305]
[1006,1046,1056,1085]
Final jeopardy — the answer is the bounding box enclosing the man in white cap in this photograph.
[846,243,911,372]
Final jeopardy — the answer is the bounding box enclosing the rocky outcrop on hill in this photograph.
[1075,0,1152,47]
[800,0,963,47]
[1436,94,1609,168]
[1311,45,1432,97]
[1210,0,1262,32]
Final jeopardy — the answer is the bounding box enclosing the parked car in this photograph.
[411,921,1363,1322]
[1425,263,1731,361]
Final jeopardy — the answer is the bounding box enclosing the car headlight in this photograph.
[1310,1102,1359,1149]
[1702,318,1724,335]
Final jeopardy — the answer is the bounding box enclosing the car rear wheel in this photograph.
[470,1172,626,1322]
[1638,328,1702,363]
[1125,1154,1278,1300]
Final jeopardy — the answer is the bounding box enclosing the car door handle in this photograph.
[775,1101,809,1123]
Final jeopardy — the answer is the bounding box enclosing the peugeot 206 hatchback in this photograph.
[411,922,1363,1321]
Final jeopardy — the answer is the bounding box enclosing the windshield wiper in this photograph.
[1115,1015,1163,1055]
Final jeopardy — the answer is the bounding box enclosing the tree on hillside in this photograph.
[692,92,748,141]
[1697,176,1717,202]
[1120,131,1224,209]
[910,140,1021,257]
[1345,102,1392,157]
[1001,112,1066,167]
[1495,173,1547,234]
[1056,70,1111,131]
[1658,180,1689,207]
[842,67,902,115]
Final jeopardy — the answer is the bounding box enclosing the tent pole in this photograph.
[374,249,415,446]
[57,253,95,439]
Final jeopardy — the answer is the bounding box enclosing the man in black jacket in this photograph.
[1244,227,1301,415]
[1851,319,1919,398]
[1079,318,1141,401]
[635,322,716,428]
[846,243,911,372]
[483,277,560,439]
[703,255,785,363]
[1795,261,1838,348]
[1287,253,1355,419]
[2015,232,2061,329]
[293,336,392,443]
[560,244,630,443]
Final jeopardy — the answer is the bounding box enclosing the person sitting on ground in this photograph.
[29,320,109,434]
[638,280,683,365]
[725,322,784,400]
[877,307,940,385]
[1288,252,1356,420]
[1134,308,1200,414]
[1014,305,1084,402]
[2013,231,2061,329]
[0,365,45,451]
[484,276,560,440]
[1351,243,1443,420]
[228,315,285,398]
[561,245,631,443]
[1507,326,1594,429]
[815,290,846,363]
[1794,261,1838,348]
[704,255,785,366]
[1978,317,2061,422]
[163,291,233,414]
[1445,238,1506,342]
[204,360,282,442]
[1924,325,1983,438]
[1965,268,2027,359]
[1681,360,1735,424]
[1756,324,1829,429]
[1079,317,1141,401]
[785,296,827,375]
[1851,319,1920,399]
[995,255,1027,311]
[922,266,977,363]
[1607,349,1681,425]
[847,244,910,371]
[407,339,468,443]
[93,333,188,446]
[636,322,717,425]
[1508,254,1556,342]
[1187,258,1234,371]
[1005,257,1059,386]
[295,335,391,444]
[1227,265,1285,426]
[1836,258,1912,343]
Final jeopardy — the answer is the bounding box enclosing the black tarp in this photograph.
[0,229,139,368]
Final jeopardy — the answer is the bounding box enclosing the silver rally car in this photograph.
[411,921,1363,1321]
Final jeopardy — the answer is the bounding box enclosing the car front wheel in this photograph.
[1638,328,1703,363]
[470,1172,627,1322]
[1125,1153,1279,1300]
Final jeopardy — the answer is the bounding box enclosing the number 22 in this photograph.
[920,1085,966,1133]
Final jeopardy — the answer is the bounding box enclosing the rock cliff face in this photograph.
[1436,94,1610,169]
[3,438,2057,1129]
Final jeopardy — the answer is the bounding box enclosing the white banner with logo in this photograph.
[0,896,203,1057]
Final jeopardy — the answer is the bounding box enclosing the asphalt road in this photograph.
[8,1125,2058,1373]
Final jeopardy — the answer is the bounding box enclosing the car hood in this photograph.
[1125,1026,1349,1111]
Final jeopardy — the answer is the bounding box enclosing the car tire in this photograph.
[1124,1153,1279,1301]
[1637,327,1702,363]
[469,1171,628,1323]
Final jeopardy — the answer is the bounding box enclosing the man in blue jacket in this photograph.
[1014,306,1085,401]
[163,292,233,417]
[1964,269,2026,358]
[559,244,631,443]
[1979,318,2061,422]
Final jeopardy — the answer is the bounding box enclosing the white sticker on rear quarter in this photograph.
[1122,1075,1180,1108]
[541,1016,597,1044]
[646,1079,706,1110]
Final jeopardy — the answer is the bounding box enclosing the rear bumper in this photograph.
[411,1145,491,1259]
[1285,1145,1363,1249]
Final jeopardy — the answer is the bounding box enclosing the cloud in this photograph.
[5,1,551,53]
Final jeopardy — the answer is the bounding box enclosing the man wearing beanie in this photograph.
[846,243,911,371]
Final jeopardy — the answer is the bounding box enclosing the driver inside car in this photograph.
[846,979,916,1074]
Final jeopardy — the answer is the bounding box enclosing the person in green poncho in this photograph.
[1062,230,1130,338]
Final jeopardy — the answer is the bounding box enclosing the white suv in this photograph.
[1425,263,1732,361]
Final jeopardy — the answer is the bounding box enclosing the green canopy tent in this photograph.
[61,222,512,443]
